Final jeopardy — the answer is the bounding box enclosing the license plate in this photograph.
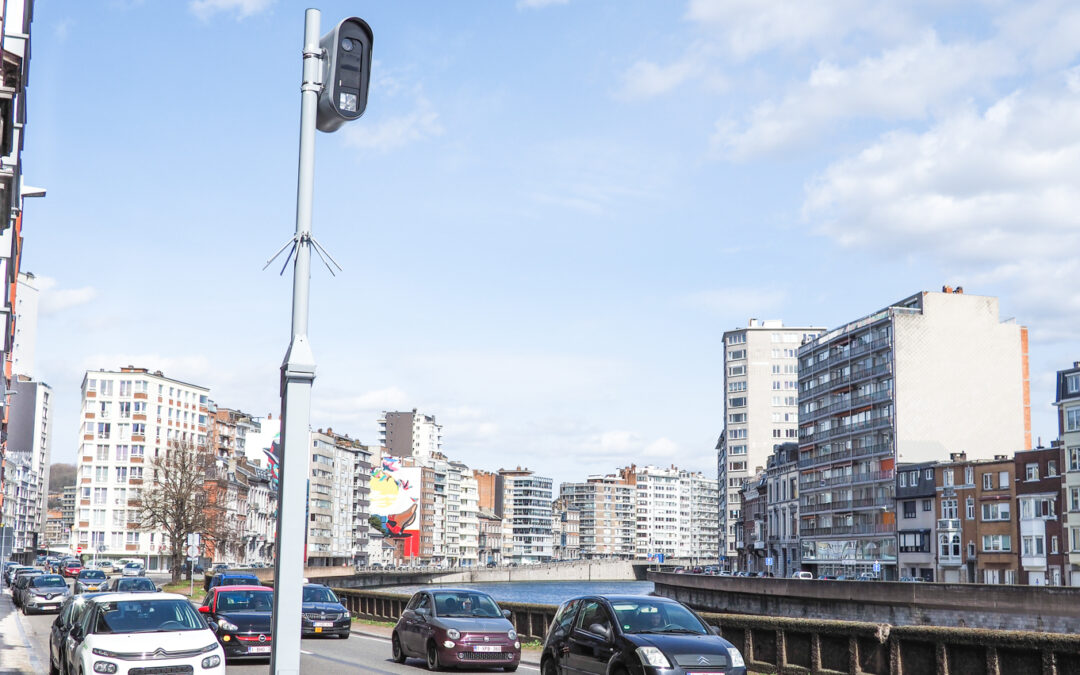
[314,621,334,627]
[41,605,57,610]
[474,646,501,653]
[249,646,271,654]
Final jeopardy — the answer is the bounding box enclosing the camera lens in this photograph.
[341,38,354,52]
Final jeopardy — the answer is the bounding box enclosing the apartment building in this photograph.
[458,465,480,566]
[71,367,211,570]
[736,471,767,574]
[764,443,800,577]
[44,509,65,548]
[799,289,1030,580]
[678,469,719,561]
[895,462,937,581]
[477,510,503,565]
[1056,362,1080,586]
[60,485,75,532]
[630,465,680,559]
[308,429,372,566]
[496,468,553,564]
[380,409,442,461]
[551,501,580,560]
[1015,447,1064,585]
[558,474,635,558]
[935,453,1017,584]
[719,320,824,560]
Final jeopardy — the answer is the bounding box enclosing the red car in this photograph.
[62,561,83,578]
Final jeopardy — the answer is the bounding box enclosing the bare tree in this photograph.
[133,440,222,583]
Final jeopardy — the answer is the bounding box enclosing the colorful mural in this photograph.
[369,457,421,557]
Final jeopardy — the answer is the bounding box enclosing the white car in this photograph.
[121,562,145,577]
[64,592,226,675]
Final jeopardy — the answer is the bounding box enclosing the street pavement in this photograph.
[5,574,543,674]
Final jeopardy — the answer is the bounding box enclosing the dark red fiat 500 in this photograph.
[392,588,521,671]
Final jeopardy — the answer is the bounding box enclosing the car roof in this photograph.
[587,595,682,605]
[424,588,497,595]
[213,585,273,592]
[86,591,187,604]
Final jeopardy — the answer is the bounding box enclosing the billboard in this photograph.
[369,457,421,558]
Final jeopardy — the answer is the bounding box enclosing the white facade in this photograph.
[500,470,554,564]
[719,320,823,558]
[12,272,38,378]
[633,466,680,558]
[71,368,210,569]
[677,469,719,561]
[308,430,371,566]
[2,377,52,556]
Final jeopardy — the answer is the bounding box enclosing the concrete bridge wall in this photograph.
[651,571,1080,633]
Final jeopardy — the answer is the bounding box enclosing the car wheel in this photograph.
[339,631,349,640]
[391,633,407,663]
[426,640,442,671]
[504,666,518,672]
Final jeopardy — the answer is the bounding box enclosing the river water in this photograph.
[379,580,656,607]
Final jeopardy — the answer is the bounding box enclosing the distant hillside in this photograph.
[49,463,76,493]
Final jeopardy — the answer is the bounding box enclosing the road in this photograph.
[4,574,542,675]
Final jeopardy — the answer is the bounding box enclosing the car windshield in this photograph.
[116,578,156,591]
[94,599,205,633]
[217,589,274,612]
[221,577,258,586]
[612,601,708,635]
[32,575,67,588]
[79,570,106,580]
[124,563,141,569]
[302,587,338,603]
[433,592,503,618]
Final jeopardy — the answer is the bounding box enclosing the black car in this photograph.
[198,585,275,660]
[540,595,745,675]
[301,584,351,638]
[99,576,158,593]
[49,593,105,675]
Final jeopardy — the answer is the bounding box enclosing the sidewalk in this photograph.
[350,622,543,666]
[0,589,41,674]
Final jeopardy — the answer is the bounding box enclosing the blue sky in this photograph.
[23,0,1080,486]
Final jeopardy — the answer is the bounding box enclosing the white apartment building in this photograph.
[380,409,442,461]
[677,469,719,561]
[309,429,372,566]
[1,376,52,557]
[719,320,824,559]
[1056,363,1080,586]
[12,272,38,378]
[457,465,480,566]
[632,465,680,559]
[558,475,635,558]
[799,289,1030,579]
[71,367,210,570]
[497,469,553,564]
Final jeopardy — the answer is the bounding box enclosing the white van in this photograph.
[791,571,814,580]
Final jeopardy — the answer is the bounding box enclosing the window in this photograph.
[944,470,954,487]
[115,467,128,483]
[981,503,1010,521]
[729,445,747,456]
[131,445,144,458]
[729,462,747,472]
[899,472,907,488]
[93,488,108,505]
[126,532,140,546]
[728,428,747,439]
[729,397,746,408]
[982,473,993,490]
[903,501,916,518]
[728,381,746,393]
[1025,463,1039,481]
[926,469,934,481]
[728,349,746,361]
[1052,536,1059,554]
[899,532,929,552]
[97,423,111,439]
[727,334,746,345]
[729,413,746,423]
[1070,488,1080,512]
[115,445,129,461]
[99,380,113,396]
[998,471,1009,489]
[118,401,131,418]
[941,499,958,519]
[1073,528,1080,553]
[94,466,108,483]
[1067,407,1080,433]
[1048,460,1058,477]
[982,534,1011,552]
[964,466,974,485]
[95,445,108,462]
[728,365,745,376]
[965,497,974,520]
[923,499,933,512]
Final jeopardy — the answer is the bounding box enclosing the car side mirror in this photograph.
[208,622,219,633]
[198,606,210,614]
[69,626,84,641]
[415,607,429,619]
[156,586,162,592]
[710,625,721,636]
[589,624,611,640]
[502,609,511,619]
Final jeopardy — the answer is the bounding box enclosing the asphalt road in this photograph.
[6,574,543,675]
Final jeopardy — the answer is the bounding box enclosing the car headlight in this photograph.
[507,629,517,640]
[728,647,745,668]
[446,628,460,640]
[443,640,456,648]
[201,654,221,669]
[93,662,118,674]
[636,646,672,669]
[218,618,239,631]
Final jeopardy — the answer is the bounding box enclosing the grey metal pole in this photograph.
[270,8,321,675]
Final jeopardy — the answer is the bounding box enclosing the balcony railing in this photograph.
[937,519,961,530]
[800,469,895,492]
[801,523,894,537]
[800,496,893,514]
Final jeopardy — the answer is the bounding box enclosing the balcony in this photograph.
[801,523,894,537]
[937,519,961,530]
[800,469,894,492]
[800,496,893,514]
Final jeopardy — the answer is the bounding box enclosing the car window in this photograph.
[116,578,156,592]
[78,603,97,635]
[303,587,338,603]
[32,575,67,588]
[406,593,423,611]
[217,590,273,612]
[552,599,580,635]
[58,599,75,625]
[612,601,707,635]
[574,601,611,636]
[416,594,431,612]
[79,570,106,580]
[93,599,205,634]
[433,591,502,618]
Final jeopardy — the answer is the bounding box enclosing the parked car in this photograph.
[74,569,108,594]
[899,576,926,583]
[817,575,838,580]
[19,574,70,614]
[301,584,351,638]
[50,593,106,675]
[198,585,275,661]
[62,592,226,675]
[391,588,520,671]
[539,595,745,675]
[99,576,159,593]
[856,573,880,581]
[11,570,45,608]
[62,560,83,578]
[791,571,814,580]
[5,564,29,586]
[96,560,114,572]
[204,572,261,592]
[121,562,146,577]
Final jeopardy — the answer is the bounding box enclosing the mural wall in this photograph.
[369,457,421,558]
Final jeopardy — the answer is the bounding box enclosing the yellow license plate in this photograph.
[315,627,321,633]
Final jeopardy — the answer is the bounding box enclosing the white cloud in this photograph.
[713,32,1017,159]
[618,56,706,100]
[680,288,786,317]
[342,91,443,153]
[803,73,1080,340]
[34,276,98,316]
[189,0,273,20]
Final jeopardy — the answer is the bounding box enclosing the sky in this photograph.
[21,0,1080,487]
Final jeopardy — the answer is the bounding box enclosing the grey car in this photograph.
[19,574,70,614]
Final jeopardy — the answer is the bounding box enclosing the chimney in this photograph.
[955,286,963,294]
[942,285,953,293]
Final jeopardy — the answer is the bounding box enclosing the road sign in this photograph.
[657,553,664,563]
[76,546,83,554]
[186,533,201,547]
[97,544,106,553]
[873,561,881,573]
[766,557,774,567]
[186,545,198,558]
